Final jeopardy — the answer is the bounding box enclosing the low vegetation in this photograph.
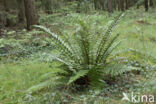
[0,0,156,104]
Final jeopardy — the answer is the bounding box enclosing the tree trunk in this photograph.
[45,0,52,14]
[108,0,113,16]
[41,0,52,14]
[94,0,104,10]
[17,0,25,23]
[113,0,117,10]
[118,0,121,10]
[24,0,38,30]
[76,0,81,13]
[145,0,149,11]
[120,0,125,11]
[3,0,9,12]
[100,0,105,10]
[94,0,98,10]
[125,0,129,10]
[149,0,153,7]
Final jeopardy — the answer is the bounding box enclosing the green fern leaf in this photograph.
[27,80,53,93]
[103,63,139,76]
[98,34,120,63]
[68,70,89,85]
[96,13,124,63]
[34,25,78,63]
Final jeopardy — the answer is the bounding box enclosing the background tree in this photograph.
[0,0,154,29]
[145,0,149,11]
[3,0,9,12]
[120,0,125,11]
[17,0,25,23]
[24,0,38,30]
[108,0,113,16]
[149,0,153,7]
[41,0,52,14]
[94,0,98,10]
[76,0,81,13]
[125,0,130,10]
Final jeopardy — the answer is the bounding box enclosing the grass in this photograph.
[0,61,59,103]
[116,9,156,57]
[0,8,156,103]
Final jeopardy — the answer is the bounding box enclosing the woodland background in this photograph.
[0,0,156,104]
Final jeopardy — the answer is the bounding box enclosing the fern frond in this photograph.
[34,25,78,64]
[49,54,77,73]
[103,63,140,76]
[102,39,123,64]
[75,20,90,66]
[96,13,124,63]
[98,34,120,63]
[68,70,89,85]
[88,69,104,89]
[26,80,53,93]
[63,33,82,64]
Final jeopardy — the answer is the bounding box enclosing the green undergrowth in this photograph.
[0,8,156,103]
[0,61,60,104]
[0,60,155,104]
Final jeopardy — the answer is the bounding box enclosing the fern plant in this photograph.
[35,13,134,88]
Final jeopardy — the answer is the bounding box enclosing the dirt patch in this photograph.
[136,20,151,25]
[149,37,156,43]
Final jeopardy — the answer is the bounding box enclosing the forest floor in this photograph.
[0,9,156,104]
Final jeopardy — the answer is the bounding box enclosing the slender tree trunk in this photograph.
[94,0,98,10]
[120,0,125,11]
[125,0,129,10]
[145,0,149,11]
[41,0,52,14]
[17,0,25,23]
[45,0,52,14]
[149,0,153,7]
[24,0,38,30]
[118,0,121,10]
[94,0,104,10]
[100,0,105,10]
[108,0,113,16]
[137,3,139,9]
[113,0,117,10]
[76,0,81,13]
[3,0,9,12]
